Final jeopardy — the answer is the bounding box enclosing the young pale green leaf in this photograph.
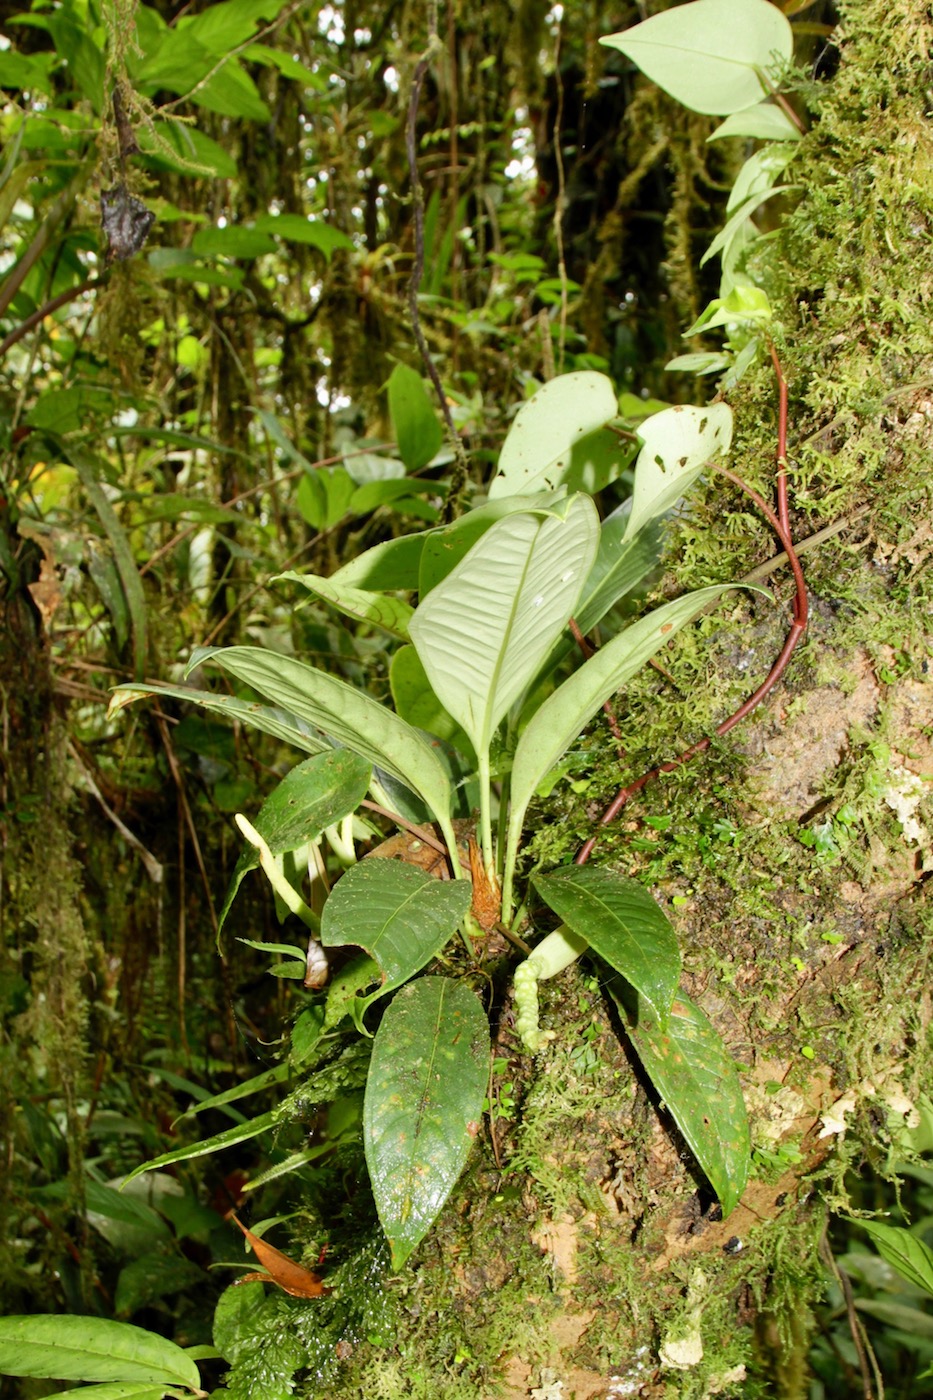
[217,749,371,939]
[858,1221,933,1295]
[506,585,739,880]
[727,146,798,214]
[534,868,680,1027]
[574,505,663,637]
[624,404,733,542]
[388,362,444,471]
[409,496,599,762]
[708,103,802,142]
[276,570,413,639]
[364,978,489,1268]
[188,647,456,854]
[609,983,750,1216]
[700,184,795,268]
[322,859,471,996]
[600,0,794,116]
[665,352,733,376]
[108,681,331,757]
[487,372,619,499]
[0,1317,201,1389]
[418,491,565,597]
[122,1111,279,1185]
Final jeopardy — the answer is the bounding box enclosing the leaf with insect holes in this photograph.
[364,978,489,1268]
[607,981,750,1216]
[488,372,620,499]
[623,403,733,542]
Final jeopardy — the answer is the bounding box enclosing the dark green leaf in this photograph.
[609,983,750,1216]
[122,1110,280,1184]
[253,213,353,258]
[364,978,489,1268]
[115,1251,205,1317]
[191,226,277,260]
[534,867,680,1026]
[218,750,371,938]
[322,859,471,995]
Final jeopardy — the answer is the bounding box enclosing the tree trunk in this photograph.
[330,2,933,1395]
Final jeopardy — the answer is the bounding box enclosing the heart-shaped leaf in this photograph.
[488,372,619,499]
[322,858,472,998]
[364,977,489,1268]
[0,1316,200,1388]
[534,867,680,1025]
[600,0,793,117]
[609,982,750,1216]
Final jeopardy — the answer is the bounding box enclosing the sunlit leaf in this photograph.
[488,372,620,498]
[600,0,794,116]
[624,403,733,541]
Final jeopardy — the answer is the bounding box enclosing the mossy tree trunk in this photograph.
[332,4,933,1396]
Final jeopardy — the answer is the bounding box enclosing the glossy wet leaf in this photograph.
[322,859,471,996]
[488,372,619,498]
[609,983,750,1216]
[364,978,489,1268]
[534,867,680,1026]
[218,749,371,938]
[600,0,793,116]
[0,1317,200,1388]
[409,495,598,763]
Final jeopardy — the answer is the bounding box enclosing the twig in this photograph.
[551,20,569,374]
[818,1228,881,1400]
[0,277,101,360]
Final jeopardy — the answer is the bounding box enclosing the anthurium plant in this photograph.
[111,369,754,1270]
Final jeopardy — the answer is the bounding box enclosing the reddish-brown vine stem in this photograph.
[575,348,807,866]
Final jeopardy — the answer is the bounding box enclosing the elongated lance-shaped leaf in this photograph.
[364,978,489,1269]
[122,1111,281,1185]
[505,585,743,907]
[534,867,680,1028]
[488,372,619,499]
[574,505,663,637]
[108,681,331,756]
[276,570,414,640]
[0,1316,201,1388]
[322,858,472,1002]
[607,981,751,1216]
[188,646,460,871]
[624,404,732,543]
[409,495,599,767]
